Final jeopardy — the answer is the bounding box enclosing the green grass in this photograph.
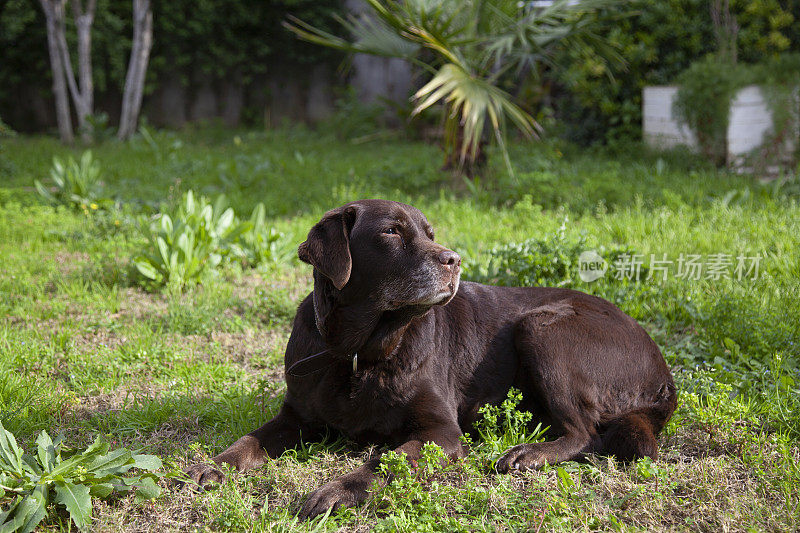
[0,127,798,531]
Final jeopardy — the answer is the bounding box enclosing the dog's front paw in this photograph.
[299,479,365,519]
[184,462,225,488]
[496,443,546,473]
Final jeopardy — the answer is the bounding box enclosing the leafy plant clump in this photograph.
[134,191,286,290]
[469,220,639,289]
[471,388,547,464]
[477,220,586,287]
[134,191,250,290]
[0,422,162,533]
[233,203,290,267]
[34,151,111,214]
[473,220,588,287]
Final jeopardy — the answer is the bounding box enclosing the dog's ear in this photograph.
[298,205,359,290]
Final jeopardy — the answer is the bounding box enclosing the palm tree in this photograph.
[286,0,622,176]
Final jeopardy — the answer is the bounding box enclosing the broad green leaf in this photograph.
[80,150,93,170]
[33,180,54,202]
[134,258,159,280]
[556,466,574,490]
[176,231,192,260]
[131,454,163,471]
[157,236,170,266]
[80,435,110,458]
[212,194,228,216]
[55,481,92,532]
[89,483,114,498]
[86,448,133,476]
[224,221,252,242]
[216,208,235,233]
[111,476,138,493]
[199,205,213,225]
[0,422,24,473]
[251,203,266,228]
[184,190,195,213]
[9,485,48,533]
[20,455,40,475]
[133,476,160,503]
[50,159,65,187]
[169,250,179,274]
[89,482,114,499]
[36,431,55,473]
[160,214,173,235]
[51,436,108,476]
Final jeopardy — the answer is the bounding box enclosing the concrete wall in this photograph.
[642,86,695,149]
[727,86,773,156]
[643,85,795,164]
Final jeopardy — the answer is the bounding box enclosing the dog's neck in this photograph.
[312,272,423,364]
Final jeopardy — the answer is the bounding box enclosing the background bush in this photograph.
[548,0,800,145]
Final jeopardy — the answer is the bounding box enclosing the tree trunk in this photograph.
[440,108,486,178]
[53,0,96,142]
[72,0,96,142]
[118,0,153,140]
[39,0,73,143]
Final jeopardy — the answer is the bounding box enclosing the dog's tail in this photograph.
[598,381,677,461]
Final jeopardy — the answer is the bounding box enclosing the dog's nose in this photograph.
[438,250,461,268]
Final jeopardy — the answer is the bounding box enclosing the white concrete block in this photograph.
[642,84,796,163]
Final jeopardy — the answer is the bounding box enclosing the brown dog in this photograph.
[187,199,677,518]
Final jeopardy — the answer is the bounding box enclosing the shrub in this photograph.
[0,422,161,533]
[34,151,111,213]
[549,0,799,145]
[672,56,751,165]
[672,53,800,168]
[472,219,584,287]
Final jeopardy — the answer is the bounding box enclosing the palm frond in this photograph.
[414,63,539,171]
[284,15,419,60]
[483,0,624,70]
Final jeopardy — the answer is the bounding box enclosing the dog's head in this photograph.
[298,200,461,314]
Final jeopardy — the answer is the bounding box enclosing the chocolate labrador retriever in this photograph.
[187,199,676,518]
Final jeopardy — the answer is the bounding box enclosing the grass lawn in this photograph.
[1,127,798,531]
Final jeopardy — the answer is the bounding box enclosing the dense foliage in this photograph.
[4,0,798,148]
[549,0,800,145]
[134,191,286,290]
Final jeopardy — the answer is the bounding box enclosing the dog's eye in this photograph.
[383,228,398,235]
